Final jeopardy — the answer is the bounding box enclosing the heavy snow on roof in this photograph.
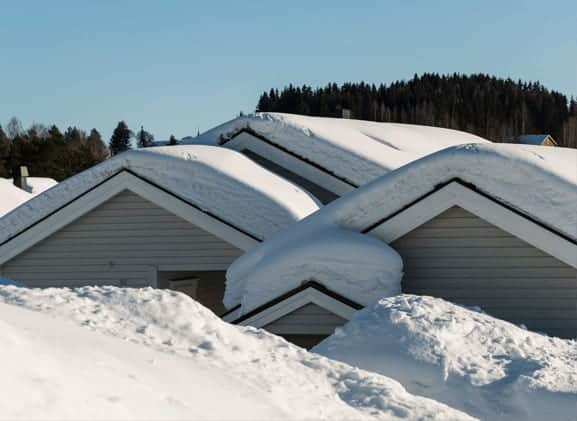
[511,134,553,145]
[23,176,58,195]
[225,143,577,309]
[0,145,321,245]
[0,178,32,217]
[190,112,491,186]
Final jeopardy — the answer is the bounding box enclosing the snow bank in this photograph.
[0,302,286,420]
[0,286,471,421]
[226,228,403,314]
[314,295,577,421]
[191,112,490,186]
[0,178,32,217]
[0,145,320,244]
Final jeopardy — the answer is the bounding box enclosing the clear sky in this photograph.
[1,0,576,141]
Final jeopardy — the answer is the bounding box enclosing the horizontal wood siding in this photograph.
[2,190,243,287]
[264,303,346,335]
[242,149,338,204]
[392,206,577,338]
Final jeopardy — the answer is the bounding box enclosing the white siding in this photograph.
[392,206,577,338]
[1,190,243,287]
[264,303,346,335]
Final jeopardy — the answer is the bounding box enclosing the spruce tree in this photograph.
[136,126,154,148]
[109,121,132,155]
[168,135,178,145]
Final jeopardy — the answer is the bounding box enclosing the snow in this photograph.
[0,145,320,244]
[314,295,577,421]
[226,228,403,314]
[0,302,285,420]
[23,176,58,195]
[0,178,32,217]
[190,112,490,186]
[0,286,470,420]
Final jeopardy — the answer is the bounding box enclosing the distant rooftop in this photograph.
[510,134,557,146]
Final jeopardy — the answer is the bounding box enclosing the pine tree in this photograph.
[136,126,154,148]
[109,121,133,155]
[168,135,178,145]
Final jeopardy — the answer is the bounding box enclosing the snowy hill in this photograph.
[314,295,577,421]
[0,286,470,421]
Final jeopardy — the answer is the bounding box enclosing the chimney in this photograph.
[342,108,352,119]
[13,166,32,193]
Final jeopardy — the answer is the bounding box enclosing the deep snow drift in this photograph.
[191,112,490,186]
[0,302,286,420]
[0,178,32,217]
[314,295,577,421]
[0,145,320,244]
[0,286,470,421]
[226,228,403,314]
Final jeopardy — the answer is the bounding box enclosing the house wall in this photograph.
[391,206,577,338]
[242,150,339,204]
[1,190,243,288]
[264,303,346,349]
[264,303,346,335]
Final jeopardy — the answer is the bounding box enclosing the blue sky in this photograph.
[1,0,576,140]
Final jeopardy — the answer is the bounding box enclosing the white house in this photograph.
[225,143,577,345]
[0,145,320,315]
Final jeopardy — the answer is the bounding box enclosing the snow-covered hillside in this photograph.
[191,112,490,186]
[314,295,577,421]
[0,286,470,421]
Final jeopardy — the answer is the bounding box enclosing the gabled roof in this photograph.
[224,143,577,310]
[188,113,491,187]
[0,145,321,256]
[511,134,557,146]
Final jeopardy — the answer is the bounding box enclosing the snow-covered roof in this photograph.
[225,143,577,309]
[24,177,58,195]
[0,145,321,245]
[190,112,491,186]
[314,294,577,421]
[511,134,556,145]
[0,178,32,217]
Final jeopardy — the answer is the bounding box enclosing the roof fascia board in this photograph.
[226,130,357,194]
[367,181,577,268]
[0,171,258,265]
[235,287,358,329]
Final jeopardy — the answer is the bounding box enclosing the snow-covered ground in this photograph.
[0,145,320,244]
[0,286,470,421]
[0,178,32,217]
[191,112,490,186]
[314,295,577,421]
